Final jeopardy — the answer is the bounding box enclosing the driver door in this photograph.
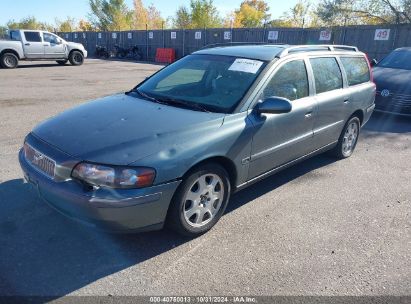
[43,32,66,59]
[247,59,317,179]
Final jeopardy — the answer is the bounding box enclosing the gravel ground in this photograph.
[0,59,410,298]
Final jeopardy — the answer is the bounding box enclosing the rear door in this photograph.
[22,31,44,58]
[339,56,374,113]
[43,32,66,59]
[309,56,348,149]
[248,58,316,179]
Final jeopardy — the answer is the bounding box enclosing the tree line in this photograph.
[2,0,411,33]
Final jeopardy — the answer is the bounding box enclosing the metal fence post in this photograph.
[146,24,149,61]
[392,24,399,50]
[182,28,185,56]
[204,27,207,47]
[162,21,165,48]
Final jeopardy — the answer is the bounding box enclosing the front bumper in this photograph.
[83,49,88,58]
[19,148,180,233]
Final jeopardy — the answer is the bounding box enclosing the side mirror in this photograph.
[256,97,292,114]
[370,58,378,67]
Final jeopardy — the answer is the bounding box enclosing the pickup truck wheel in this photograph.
[69,51,84,66]
[56,60,68,65]
[1,53,18,69]
[167,163,231,237]
[331,116,360,159]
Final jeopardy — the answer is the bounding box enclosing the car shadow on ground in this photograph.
[11,63,71,69]
[363,111,411,133]
[0,153,336,297]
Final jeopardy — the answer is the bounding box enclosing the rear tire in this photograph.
[68,51,84,66]
[167,163,231,237]
[0,53,18,69]
[330,116,361,159]
[56,60,68,65]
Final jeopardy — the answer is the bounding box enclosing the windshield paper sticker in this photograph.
[228,59,263,74]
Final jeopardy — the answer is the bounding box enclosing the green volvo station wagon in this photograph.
[20,44,376,236]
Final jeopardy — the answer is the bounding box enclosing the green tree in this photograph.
[233,1,271,27]
[6,16,53,31]
[147,4,164,29]
[55,17,77,32]
[88,0,134,30]
[172,0,222,28]
[133,0,164,29]
[78,19,95,31]
[281,0,312,27]
[173,6,191,28]
[0,25,8,38]
[190,0,222,28]
[317,0,411,25]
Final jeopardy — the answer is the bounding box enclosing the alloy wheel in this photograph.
[183,173,224,228]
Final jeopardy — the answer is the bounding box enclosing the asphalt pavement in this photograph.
[0,60,409,298]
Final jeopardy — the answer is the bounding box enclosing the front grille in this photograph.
[376,91,411,114]
[24,143,56,179]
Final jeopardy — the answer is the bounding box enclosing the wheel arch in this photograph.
[350,109,364,126]
[0,49,20,60]
[181,156,238,191]
[69,49,84,57]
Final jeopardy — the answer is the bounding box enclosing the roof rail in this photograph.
[199,42,288,50]
[278,44,358,57]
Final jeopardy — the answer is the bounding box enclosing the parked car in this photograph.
[19,44,376,237]
[373,47,411,116]
[0,29,87,68]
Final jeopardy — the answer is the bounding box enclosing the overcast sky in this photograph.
[0,0,308,25]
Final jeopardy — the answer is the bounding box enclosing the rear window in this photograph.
[341,57,370,85]
[310,57,343,94]
[24,31,41,42]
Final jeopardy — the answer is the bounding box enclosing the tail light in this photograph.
[365,54,374,83]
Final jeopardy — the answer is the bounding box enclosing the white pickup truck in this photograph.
[0,29,87,68]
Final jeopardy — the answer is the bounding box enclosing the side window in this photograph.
[261,60,309,101]
[43,32,58,44]
[10,31,21,41]
[310,57,343,94]
[341,57,370,86]
[24,31,42,42]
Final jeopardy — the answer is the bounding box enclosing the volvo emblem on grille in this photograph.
[381,89,390,97]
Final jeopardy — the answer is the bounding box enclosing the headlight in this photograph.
[71,162,155,189]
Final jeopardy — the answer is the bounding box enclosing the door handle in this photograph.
[343,98,350,103]
[24,43,30,46]
[305,111,312,118]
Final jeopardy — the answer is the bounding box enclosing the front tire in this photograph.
[0,53,18,69]
[331,116,361,159]
[68,51,84,66]
[167,163,231,237]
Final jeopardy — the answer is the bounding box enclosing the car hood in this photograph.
[33,94,225,165]
[373,67,411,94]
[66,41,85,50]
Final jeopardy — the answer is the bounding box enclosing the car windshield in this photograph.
[135,54,267,113]
[377,50,411,70]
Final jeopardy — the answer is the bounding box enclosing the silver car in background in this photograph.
[0,29,87,68]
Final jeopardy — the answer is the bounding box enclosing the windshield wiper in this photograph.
[126,88,167,105]
[126,88,211,113]
[156,96,211,113]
